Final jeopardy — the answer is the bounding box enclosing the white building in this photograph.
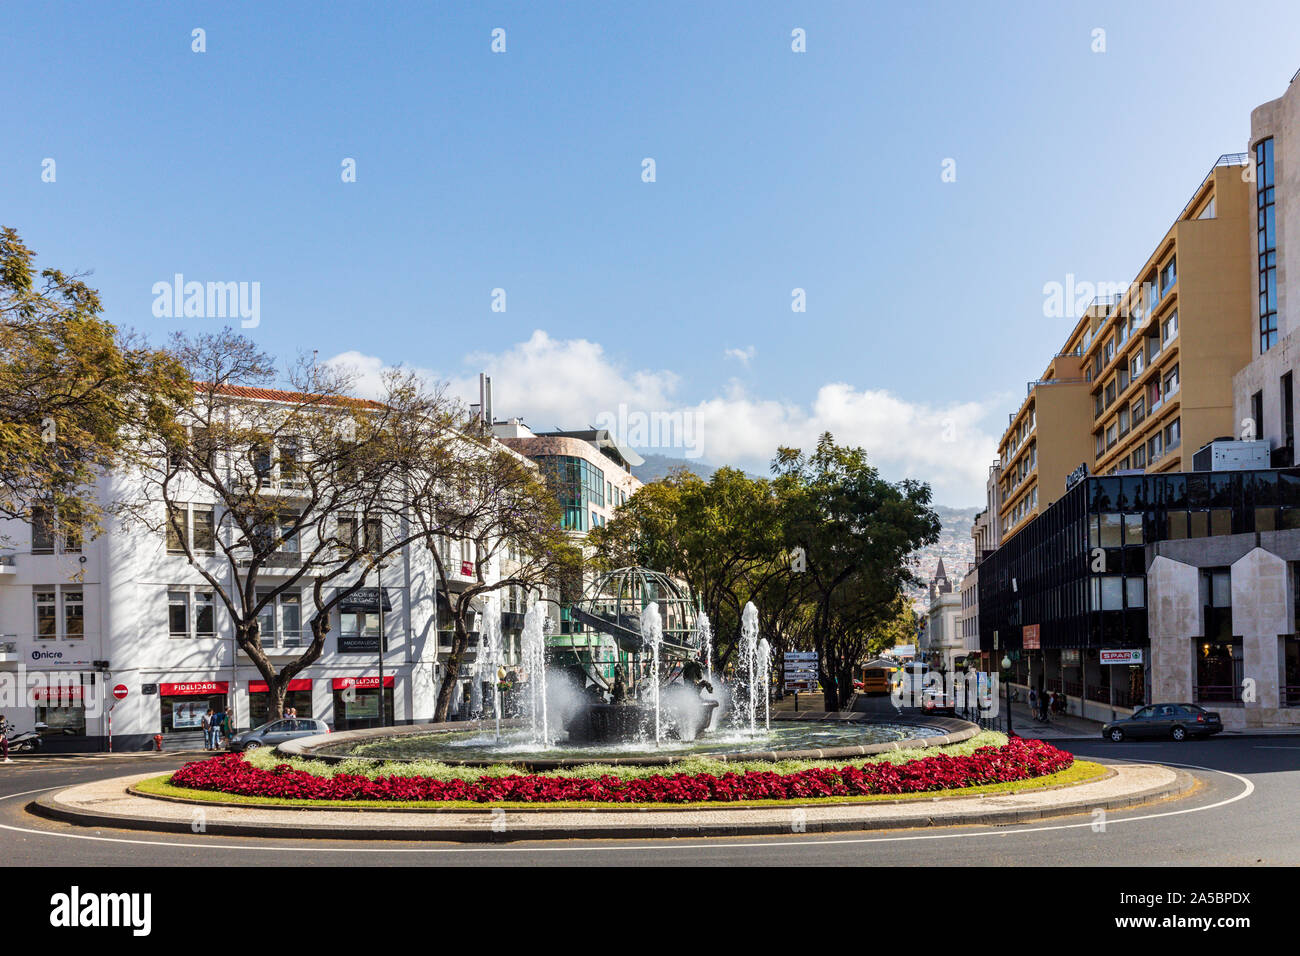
[0,384,526,750]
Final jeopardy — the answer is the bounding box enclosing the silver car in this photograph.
[228,717,330,752]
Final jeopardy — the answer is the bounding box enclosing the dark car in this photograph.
[1102,703,1222,742]
[228,717,330,752]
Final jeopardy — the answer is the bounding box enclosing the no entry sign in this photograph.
[112,684,129,701]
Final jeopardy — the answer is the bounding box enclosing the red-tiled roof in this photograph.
[195,382,385,409]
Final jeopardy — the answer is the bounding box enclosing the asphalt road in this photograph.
[0,736,1293,866]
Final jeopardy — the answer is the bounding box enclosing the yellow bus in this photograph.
[860,664,899,695]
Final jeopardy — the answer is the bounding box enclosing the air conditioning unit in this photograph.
[1191,439,1271,472]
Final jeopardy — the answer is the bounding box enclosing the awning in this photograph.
[248,679,312,694]
[338,587,392,613]
[159,681,229,697]
[332,676,394,690]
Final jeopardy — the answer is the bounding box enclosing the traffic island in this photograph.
[28,755,1195,842]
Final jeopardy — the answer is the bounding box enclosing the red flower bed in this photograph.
[169,738,1073,805]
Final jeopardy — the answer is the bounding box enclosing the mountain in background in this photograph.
[631,454,724,483]
[630,456,980,610]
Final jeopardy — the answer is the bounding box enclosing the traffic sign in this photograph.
[112,684,129,701]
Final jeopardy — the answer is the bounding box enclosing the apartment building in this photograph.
[1086,156,1254,478]
[996,315,1095,541]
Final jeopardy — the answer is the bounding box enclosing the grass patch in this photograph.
[138,758,1105,811]
[238,730,1012,783]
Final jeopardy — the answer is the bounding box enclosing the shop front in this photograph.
[159,681,229,744]
[30,683,90,743]
[248,678,313,726]
[331,676,393,730]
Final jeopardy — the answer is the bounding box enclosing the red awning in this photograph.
[332,676,394,690]
[248,679,313,694]
[159,681,229,697]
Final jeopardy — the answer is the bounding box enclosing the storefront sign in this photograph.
[338,588,392,613]
[159,681,229,697]
[30,685,87,703]
[248,679,313,694]
[1022,624,1041,650]
[337,633,383,654]
[1100,648,1144,665]
[332,676,394,690]
[1065,462,1090,491]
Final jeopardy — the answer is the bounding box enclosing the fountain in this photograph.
[307,568,958,768]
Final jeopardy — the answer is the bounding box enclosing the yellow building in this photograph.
[996,313,1096,540]
[996,155,1254,542]
[1085,156,1253,476]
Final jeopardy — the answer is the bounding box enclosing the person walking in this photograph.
[210,705,226,750]
[1027,687,1038,722]
[0,715,11,763]
[201,708,214,750]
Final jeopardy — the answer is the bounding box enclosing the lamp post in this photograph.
[1001,655,1013,736]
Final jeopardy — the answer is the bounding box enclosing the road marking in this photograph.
[0,760,1255,856]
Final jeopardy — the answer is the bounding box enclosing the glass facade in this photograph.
[536,455,605,532]
[979,469,1300,653]
[1257,136,1278,352]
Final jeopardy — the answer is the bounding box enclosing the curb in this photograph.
[27,766,1194,843]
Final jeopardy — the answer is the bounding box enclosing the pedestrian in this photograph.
[0,715,11,763]
[210,705,226,750]
[1028,687,1037,720]
[201,708,214,750]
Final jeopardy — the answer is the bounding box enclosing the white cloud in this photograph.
[322,331,1000,504]
[723,345,756,366]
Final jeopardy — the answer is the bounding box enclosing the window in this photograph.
[167,505,215,554]
[31,505,80,554]
[338,515,357,550]
[1132,397,1145,427]
[1132,445,1146,468]
[1118,406,1130,436]
[1149,432,1164,461]
[1165,418,1181,450]
[1252,391,1264,441]
[1106,423,1118,449]
[32,507,55,554]
[1257,137,1278,352]
[1131,352,1144,379]
[257,590,303,647]
[35,590,57,638]
[62,591,83,637]
[1160,257,1177,294]
[169,587,216,639]
[1163,364,1180,397]
[169,590,189,637]
[1284,372,1295,464]
[1161,311,1178,345]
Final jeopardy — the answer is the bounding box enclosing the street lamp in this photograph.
[1001,655,1013,736]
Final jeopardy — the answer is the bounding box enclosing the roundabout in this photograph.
[0,737,1278,866]
[19,712,1193,843]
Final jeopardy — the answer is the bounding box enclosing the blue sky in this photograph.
[4,0,1300,505]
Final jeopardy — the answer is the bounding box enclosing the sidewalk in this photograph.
[996,700,1300,740]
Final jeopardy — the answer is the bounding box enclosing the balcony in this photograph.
[0,638,17,663]
[0,555,14,579]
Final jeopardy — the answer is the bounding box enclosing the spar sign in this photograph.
[1100,649,1144,665]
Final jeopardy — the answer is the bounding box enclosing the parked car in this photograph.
[228,717,330,752]
[1102,703,1222,742]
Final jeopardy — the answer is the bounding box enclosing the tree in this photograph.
[772,433,940,710]
[133,329,449,722]
[0,226,188,544]
[406,437,581,722]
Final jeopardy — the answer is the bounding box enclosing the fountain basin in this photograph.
[281,714,979,772]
